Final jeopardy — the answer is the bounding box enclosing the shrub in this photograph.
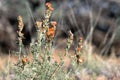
[12,2,84,80]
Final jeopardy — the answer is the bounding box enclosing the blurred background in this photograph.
[0,0,120,57]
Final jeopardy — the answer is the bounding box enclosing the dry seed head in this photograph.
[17,15,24,31]
[17,15,25,45]
[67,30,74,45]
[65,30,73,56]
[35,21,42,28]
[68,30,73,40]
[17,15,22,21]
[35,21,42,31]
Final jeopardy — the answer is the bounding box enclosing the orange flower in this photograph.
[21,57,28,65]
[46,27,55,38]
[46,22,56,39]
[76,47,81,52]
[45,2,54,11]
[45,2,52,7]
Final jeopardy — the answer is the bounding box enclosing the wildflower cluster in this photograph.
[17,15,24,47]
[76,37,83,54]
[65,30,73,56]
[35,2,56,56]
[75,37,84,63]
[13,3,66,80]
[13,2,84,80]
[65,30,84,63]
[35,3,54,33]
[46,21,56,42]
[17,16,25,60]
[35,2,56,43]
